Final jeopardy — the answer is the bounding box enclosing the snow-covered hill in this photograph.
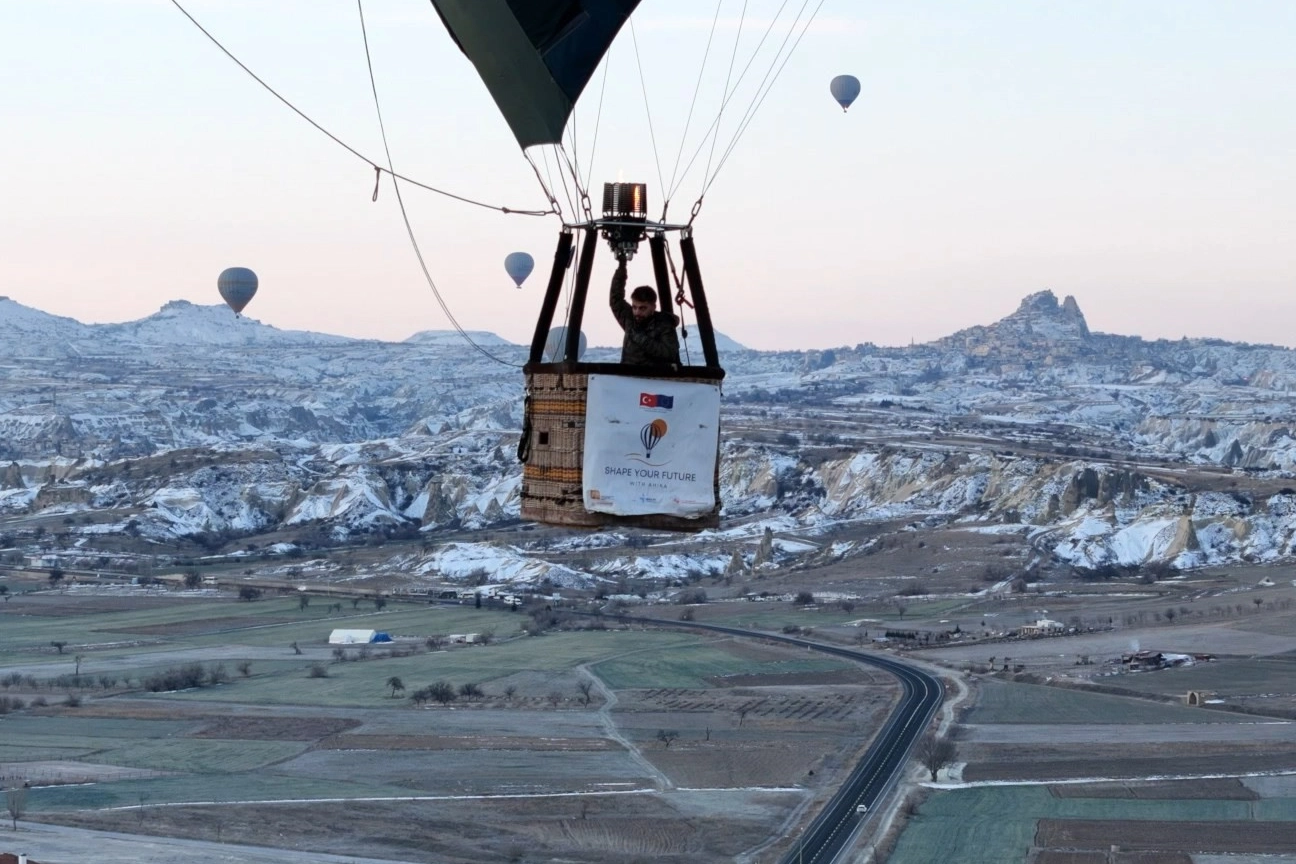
[4,291,1296,581]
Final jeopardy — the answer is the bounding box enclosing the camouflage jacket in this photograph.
[610,268,681,367]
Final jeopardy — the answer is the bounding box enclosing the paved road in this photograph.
[629,616,944,864]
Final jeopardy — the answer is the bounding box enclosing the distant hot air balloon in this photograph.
[217,267,258,315]
[541,325,588,363]
[504,252,535,288]
[640,418,668,457]
[829,74,861,112]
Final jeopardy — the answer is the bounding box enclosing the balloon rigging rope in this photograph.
[663,0,725,218]
[167,0,553,218]
[357,0,522,368]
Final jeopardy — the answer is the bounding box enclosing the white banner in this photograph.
[583,374,721,517]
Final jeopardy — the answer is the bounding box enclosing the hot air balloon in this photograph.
[504,252,535,288]
[217,267,258,315]
[639,418,668,457]
[541,325,587,363]
[430,1,727,530]
[830,74,861,111]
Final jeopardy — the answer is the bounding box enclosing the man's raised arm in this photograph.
[609,258,633,330]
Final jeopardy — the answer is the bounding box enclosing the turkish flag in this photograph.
[640,393,657,407]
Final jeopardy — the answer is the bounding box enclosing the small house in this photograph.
[328,629,392,645]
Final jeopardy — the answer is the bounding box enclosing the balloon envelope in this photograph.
[217,267,258,314]
[829,74,861,111]
[542,326,587,363]
[431,0,640,149]
[504,252,535,288]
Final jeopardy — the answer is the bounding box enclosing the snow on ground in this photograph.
[416,542,594,589]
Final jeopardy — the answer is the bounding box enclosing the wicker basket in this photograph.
[519,363,724,531]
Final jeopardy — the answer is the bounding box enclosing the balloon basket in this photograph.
[519,364,723,532]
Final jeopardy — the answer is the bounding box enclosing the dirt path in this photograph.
[578,662,674,791]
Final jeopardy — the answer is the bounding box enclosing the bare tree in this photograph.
[428,681,457,705]
[656,729,680,749]
[387,676,405,698]
[577,680,595,707]
[736,706,750,727]
[50,641,67,655]
[6,782,27,830]
[919,733,957,781]
[546,690,564,708]
[503,684,517,701]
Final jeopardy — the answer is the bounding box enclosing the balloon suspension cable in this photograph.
[629,18,667,206]
[669,0,750,207]
[552,147,582,217]
[525,150,567,221]
[670,0,817,221]
[558,145,594,222]
[581,49,614,204]
[562,97,594,220]
[168,0,553,217]
[701,0,826,201]
[664,0,725,219]
[357,0,521,368]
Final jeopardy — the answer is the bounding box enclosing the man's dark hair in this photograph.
[630,285,657,304]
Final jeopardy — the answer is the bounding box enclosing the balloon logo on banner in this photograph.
[640,419,668,457]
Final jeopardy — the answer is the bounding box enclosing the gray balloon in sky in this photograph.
[504,252,535,288]
[217,267,258,315]
[542,326,587,363]
[829,74,861,111]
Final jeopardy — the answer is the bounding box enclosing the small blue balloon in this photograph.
[504,252,535,288]
[830,74,861,111]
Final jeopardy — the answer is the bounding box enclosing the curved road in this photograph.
[626,616,944,864]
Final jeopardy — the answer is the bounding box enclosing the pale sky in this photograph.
[2,1,1293,351]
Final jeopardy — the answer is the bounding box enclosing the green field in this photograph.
[593,641,854,689]
[0,595,527,657]
[687,596,971,631]
[889,786,1296,864]
[163,630,704,706]
[966,678,1249,724]
[31,772,417,811]
[1107,658,1296,698]
[98,739,308,773]
[1,591,871,819]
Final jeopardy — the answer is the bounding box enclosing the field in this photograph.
[887,785,1296,864]
[0,588,898,863]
